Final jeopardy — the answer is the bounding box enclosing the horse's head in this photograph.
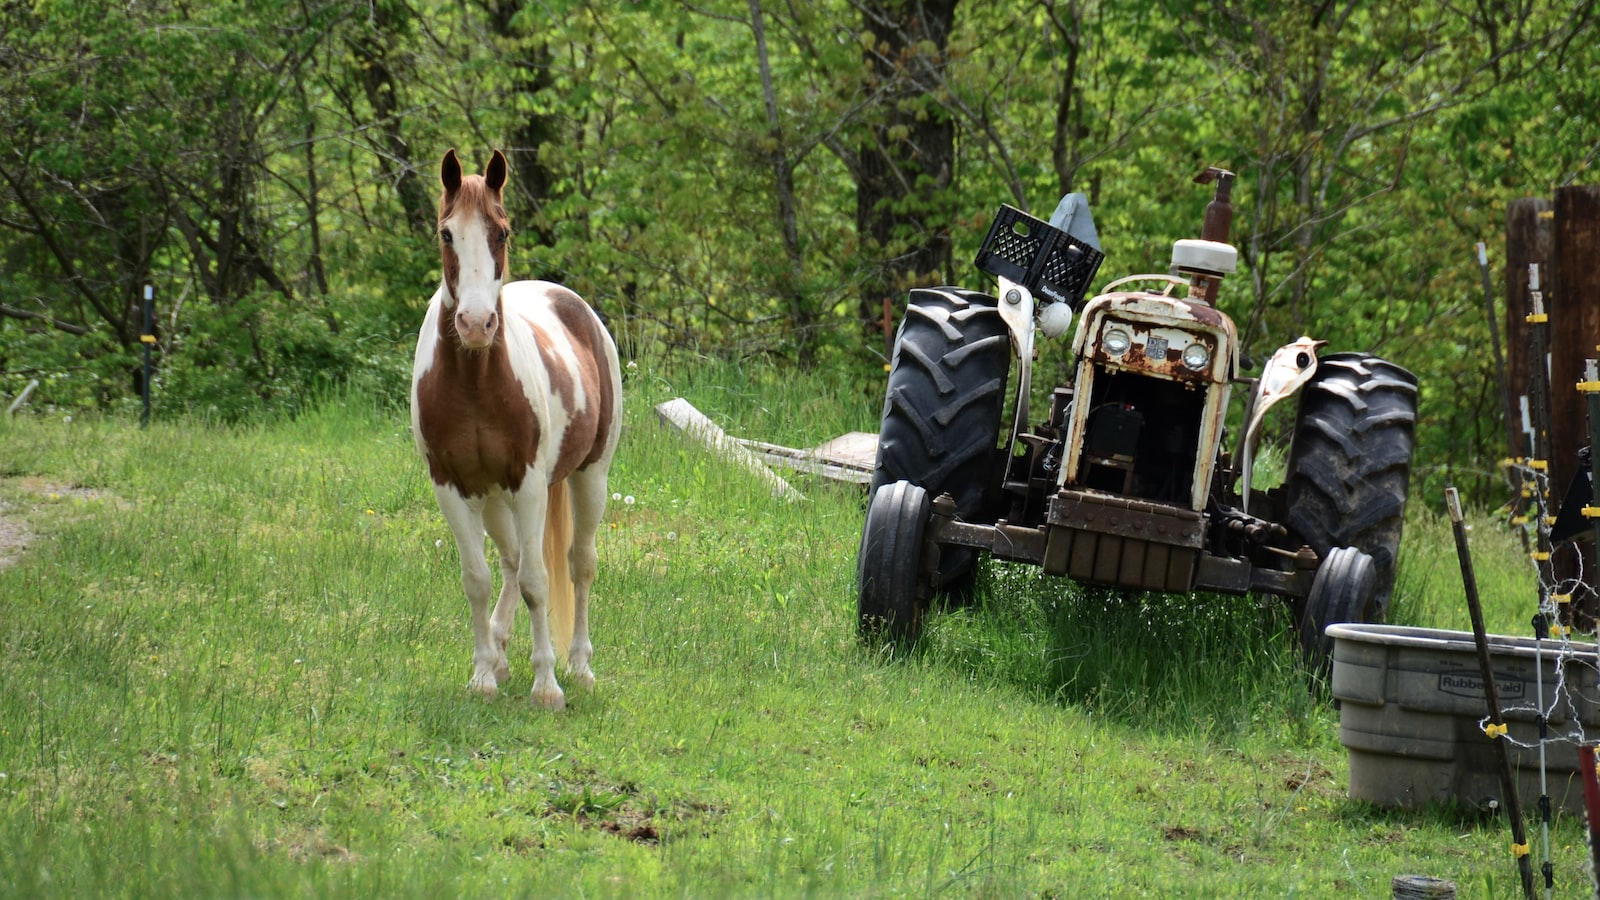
[438,149,511,351]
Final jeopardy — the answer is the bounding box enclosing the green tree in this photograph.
[849,0,960,329]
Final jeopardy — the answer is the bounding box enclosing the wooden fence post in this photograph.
[1504,198,1553,460]
[1551,185,1600,626]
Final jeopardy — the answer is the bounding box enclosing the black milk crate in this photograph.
[973,205,1104,308]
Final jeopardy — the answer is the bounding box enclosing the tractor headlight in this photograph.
[1182,342,1211,371]
[1103,327,1132,357]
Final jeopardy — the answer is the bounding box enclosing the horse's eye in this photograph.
[440,228,453,245]
[497,229,510,246]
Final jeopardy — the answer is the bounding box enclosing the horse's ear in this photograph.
[486,149,508,194]
[440,149,462,193]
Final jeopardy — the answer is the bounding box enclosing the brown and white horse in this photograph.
[411,148,622,709]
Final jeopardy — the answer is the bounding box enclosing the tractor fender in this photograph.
[1240,336,1328,513]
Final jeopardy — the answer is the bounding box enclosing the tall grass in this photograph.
[1393,502,1554,636]
[0,362,1587,897]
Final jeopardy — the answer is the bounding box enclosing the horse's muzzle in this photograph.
[455,310,499,350]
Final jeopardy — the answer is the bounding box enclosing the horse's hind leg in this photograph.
[482,499,521,683]
[510,486,564,710]
[565,465,610,691]
[434,486,501,697]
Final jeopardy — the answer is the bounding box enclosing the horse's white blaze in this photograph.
[441,203,502,348]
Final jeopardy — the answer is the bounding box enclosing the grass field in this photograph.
[0,360,1591,897]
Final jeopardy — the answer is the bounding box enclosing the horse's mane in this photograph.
[439,174,506,227]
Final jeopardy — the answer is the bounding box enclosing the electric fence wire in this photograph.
[1480,456,1600,899]
[1486,467,1600,742]
[1504,264,1558,897]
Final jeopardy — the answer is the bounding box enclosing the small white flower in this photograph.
[666,531,677,541]
[623,495,636,506]
[435,539,443,548]
[612,492,621,501]
[63,415,72,424]
[626,360,638,370]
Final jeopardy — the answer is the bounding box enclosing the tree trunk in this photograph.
[749,0,816,367]
[1504,197,1554,461]
[1047,0,1085,198]
[855,0,959,334]
[353,1,433,238]
[302,111,338,334]
[479,0,561,267]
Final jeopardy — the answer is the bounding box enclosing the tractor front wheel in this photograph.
[857,480,934,645]
[1298,545,1378,674]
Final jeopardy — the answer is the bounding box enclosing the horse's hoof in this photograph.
[468,673,499,698]
[569,669,596,692]
[494,660,511,683]
[530,687,566,711]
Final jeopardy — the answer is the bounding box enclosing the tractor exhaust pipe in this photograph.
[1196,167,1234,244]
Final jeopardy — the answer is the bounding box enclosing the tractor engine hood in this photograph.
[1072,291,1240,385]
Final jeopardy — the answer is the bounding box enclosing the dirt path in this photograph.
[0,481,106,569]
[0,496,30,569]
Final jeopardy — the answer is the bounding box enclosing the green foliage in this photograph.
[157,297,349,422]
[2,0,1598,500]
[0,320,136,412]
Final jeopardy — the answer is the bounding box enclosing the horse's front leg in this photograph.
[435,487,502,697]
[483,499,522,683]
[511,487,564,710]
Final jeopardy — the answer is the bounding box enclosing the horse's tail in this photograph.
[543,478,576,666]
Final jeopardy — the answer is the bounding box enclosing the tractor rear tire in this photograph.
[1298,546,1378,674]
[858,480,933,644]
[1283,353,1418,621]
[870,287,1010,602]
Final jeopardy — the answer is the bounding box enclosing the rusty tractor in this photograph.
[857,169,1418,667]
